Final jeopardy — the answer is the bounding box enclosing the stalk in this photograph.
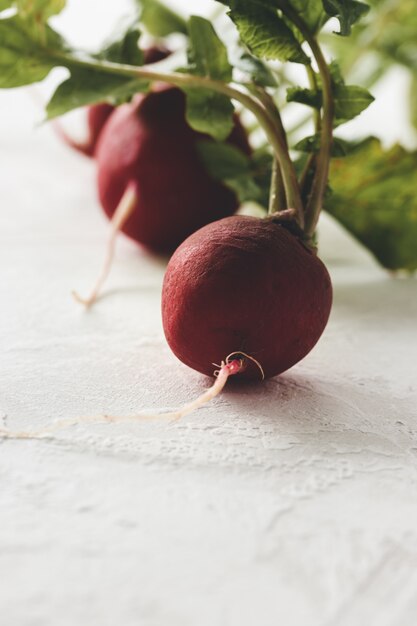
[306,64,321,133]
[278,3,335,237]
[299,65,320,203]
[51,51,303,226]
[268,157,286,214]
[252,86,303,223]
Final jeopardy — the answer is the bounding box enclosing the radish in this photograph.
[57,103,115,158]
[95,86,249,254]
[59,46,171,157]
[73,85,250,306]
[162,215,332,381]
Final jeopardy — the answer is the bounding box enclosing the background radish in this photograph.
[59,46,172,158]
[95,86,251,254]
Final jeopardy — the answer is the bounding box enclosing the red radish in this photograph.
[162,215,332,380]
[73,86,250,306]
[59,46,171,157]
[142,44,172,65]
[95,86,250,254]
[62,103,115,157]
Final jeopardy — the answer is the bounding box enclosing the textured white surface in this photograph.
[1,4,417,625]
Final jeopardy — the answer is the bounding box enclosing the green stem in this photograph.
[306,64,321,133]
[279,3,334,237]
[268,158,286,214]
[299,65,320,202]
[53,51,303,223]
[299,152,315,200]
[252,86,304,225]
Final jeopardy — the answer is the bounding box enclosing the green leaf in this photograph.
[295,133,369,156]
[185,16,234,141]
[196,140,270,205]
[16,0,66,19]
[185,88,234,142]
[226,175,263,204]
[287,86,322,109]
[232,49,277,87]
[322,0,370,36]
[332,83,374,122]
[290,0,327,32]
[46,68,148,119]
[188,15,232,82]
[0,14,63,87]
[197,140,251,180]
[287,82,374,124]
[0,13,148,114]
[139,0,187,37]
[227,2,309,64]
[1,0,66,18]
[325,138,417,272]
[96,21,143,66]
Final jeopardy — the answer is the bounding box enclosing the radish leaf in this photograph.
[322,0,369,36]
[326,138,417,272]
[46,70,148,119]
[184,16,234,141]
[197,141,251,180]
[226,2,309,64]
[196,141,272,205]
[138,0,187,37]
[0,14,64,87]
[289,0,327,32]
[287,83,374,124]
[1,0,66,18]
[188,15,232,82]
[231,49,277,87]
[96,21,144,66]
[295,134,370,156]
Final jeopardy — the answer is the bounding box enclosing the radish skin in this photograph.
[95,86,250,254]
[162,215,333,380]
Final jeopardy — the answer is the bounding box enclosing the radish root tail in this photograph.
[28,87,93,157]
[0,360,243,441]
[72,183,138,308]
[0,355,264,441]
[51,119,94,157]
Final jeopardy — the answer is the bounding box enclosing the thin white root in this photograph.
[51,120,92,157]
[0,360,243,441]
[72,184,138,308]
[131,359,241,421]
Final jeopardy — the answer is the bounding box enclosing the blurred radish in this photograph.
[58,46,171,157]
[74,86,250,306]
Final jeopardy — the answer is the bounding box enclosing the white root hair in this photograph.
[72,183,137,308]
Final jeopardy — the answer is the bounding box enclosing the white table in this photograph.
[1,8,417,624]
